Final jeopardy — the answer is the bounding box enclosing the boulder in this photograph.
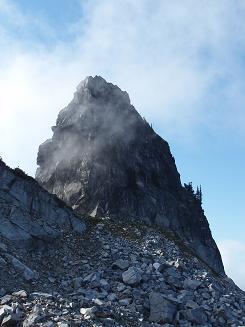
[5,254,37,281]
[122,267,142,285]
[12,290,27,298]
[149,292,177,323]
[23,305,43,327]
[80,306,97,319]
[0,305,12,321]
[183,279,202,290]
[186,307,208,325]
[112,259,130,270]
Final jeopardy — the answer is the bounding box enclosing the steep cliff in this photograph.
[36,76,224,275]
[0,158,85,245]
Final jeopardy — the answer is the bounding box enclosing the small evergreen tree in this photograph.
[184,182,203,204]
[195,185,203,204]
[184,182,194,195]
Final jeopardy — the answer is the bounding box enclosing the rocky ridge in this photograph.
[36,76,223,276]
[0,159,85,245]
[0,211,245,326]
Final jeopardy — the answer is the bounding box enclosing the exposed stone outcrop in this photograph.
[0,159,85,245]
[0,218,244,326]
[36,75,224,275]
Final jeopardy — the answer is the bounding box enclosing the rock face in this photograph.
[36,75,224,275]
[0,159,85,245]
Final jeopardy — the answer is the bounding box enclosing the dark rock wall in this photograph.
[36,76,224,275]
[0,159,85,245]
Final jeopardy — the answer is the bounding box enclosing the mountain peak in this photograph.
[54,76,132,132]
[75,75,130,104]
[36,76,224,276]
[76,75,108,92]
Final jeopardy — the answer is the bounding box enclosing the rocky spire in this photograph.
[36,76,224,275]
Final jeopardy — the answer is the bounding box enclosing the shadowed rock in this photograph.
[0,159,85,246]
[36,75,224,275]
[149,292,177,323]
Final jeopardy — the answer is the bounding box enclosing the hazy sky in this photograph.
[0,0,244,289]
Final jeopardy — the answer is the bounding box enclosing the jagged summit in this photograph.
[36,76,224,275]
[76,75,130,103]
[54,76,131,131]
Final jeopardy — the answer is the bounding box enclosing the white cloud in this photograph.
[218,240,245,291]
[1,0,245,175]
[0,0,25,23]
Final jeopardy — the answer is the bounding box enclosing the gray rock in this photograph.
[100,279,109,289]
[95,306,114,319]
[70,216,86,234]
[12,290,27,298]
[0,295,12,305]
[0,160,86,245]
[183,279,202,290]
[30,292,53,300]
[158,263,171,273]
[185,300,199,309]
[119,298,132,306]
[186,307,208,324]
[35,75,224,275]
[1,314,14,326]
[177,290,194,303]
[122,267,142,285]
[167,275,183,289]
[165,267,180,278]
[57,323,69,327]
[0,256,7,266]
[1,306,23,326]
[107,293,117,301]
[80,306,97,319]
[112,259,130,270]
[73,277,82,290]
[23,305,43,327]
[0,243,7,252]
[149,292,177,323]
[0,289,6,297]
[5,254,37,281]
[117,282,126,292]
[153,262,161,270]
[78,290,96,304]
[0,305,12,321]
[175,311,193,327]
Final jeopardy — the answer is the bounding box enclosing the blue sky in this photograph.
[0,0,244,289]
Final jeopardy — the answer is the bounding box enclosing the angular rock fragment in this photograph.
[5,254,37,281]
[149,292,177,323]
[112,259,130,270]
[122,267,142,285]
[23,305,43,327]
[183,279,202,290]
